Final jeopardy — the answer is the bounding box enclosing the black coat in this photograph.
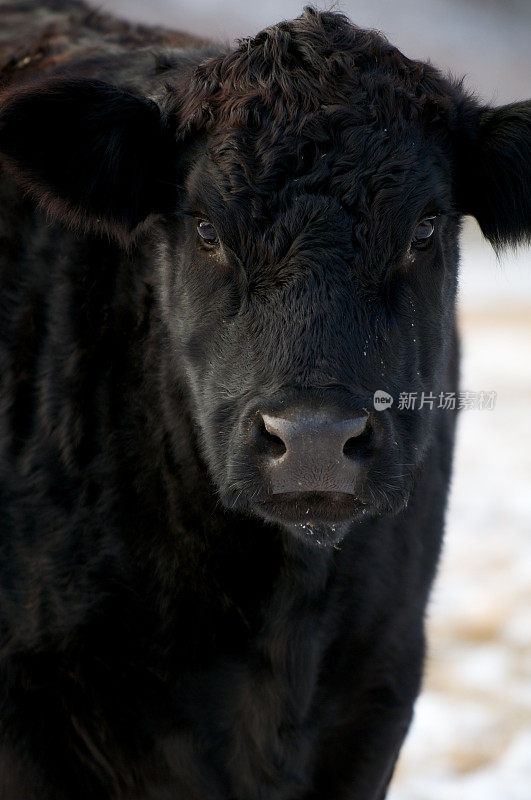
[0,2,529,798]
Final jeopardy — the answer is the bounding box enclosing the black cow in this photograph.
[0,2,529,798]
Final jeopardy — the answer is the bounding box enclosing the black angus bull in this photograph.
[0,2,529,798]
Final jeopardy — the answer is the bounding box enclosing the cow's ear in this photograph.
[0,78,176,238]
[455,100,531,249]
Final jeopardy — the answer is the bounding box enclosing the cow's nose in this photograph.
[255,408,373,495]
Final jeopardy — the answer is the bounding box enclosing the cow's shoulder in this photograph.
[0,0,217,93]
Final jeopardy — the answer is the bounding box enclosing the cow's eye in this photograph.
[196,219,219,245]
[411,217,436,247]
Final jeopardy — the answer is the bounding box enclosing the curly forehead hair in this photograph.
[170,6,459,139]
[165,7,465,269]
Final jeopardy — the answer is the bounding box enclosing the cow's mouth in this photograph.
[257,490,372,529]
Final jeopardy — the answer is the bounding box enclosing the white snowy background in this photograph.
[92,1,531,796]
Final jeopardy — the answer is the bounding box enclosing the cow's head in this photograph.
[1,10,529,544]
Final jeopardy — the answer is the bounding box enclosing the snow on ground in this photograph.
[388,224,531,799]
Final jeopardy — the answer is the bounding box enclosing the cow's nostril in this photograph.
[250,407,378,496]
[343,421,374,460]
[257,415,287,458]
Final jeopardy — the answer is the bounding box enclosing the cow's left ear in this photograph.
[0,78,177,238]
[454,100,531,249]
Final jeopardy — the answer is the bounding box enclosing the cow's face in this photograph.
[159,119,458,541]
[1,11,529,543]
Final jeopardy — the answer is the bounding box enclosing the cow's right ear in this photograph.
[454,100,531,250]
[0,78,177,238]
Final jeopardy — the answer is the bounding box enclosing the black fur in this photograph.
[454,101,531,248]
[0,78,177,236]
[0,3,529,799]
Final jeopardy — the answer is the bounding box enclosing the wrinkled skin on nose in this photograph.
[259,409,371,494]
